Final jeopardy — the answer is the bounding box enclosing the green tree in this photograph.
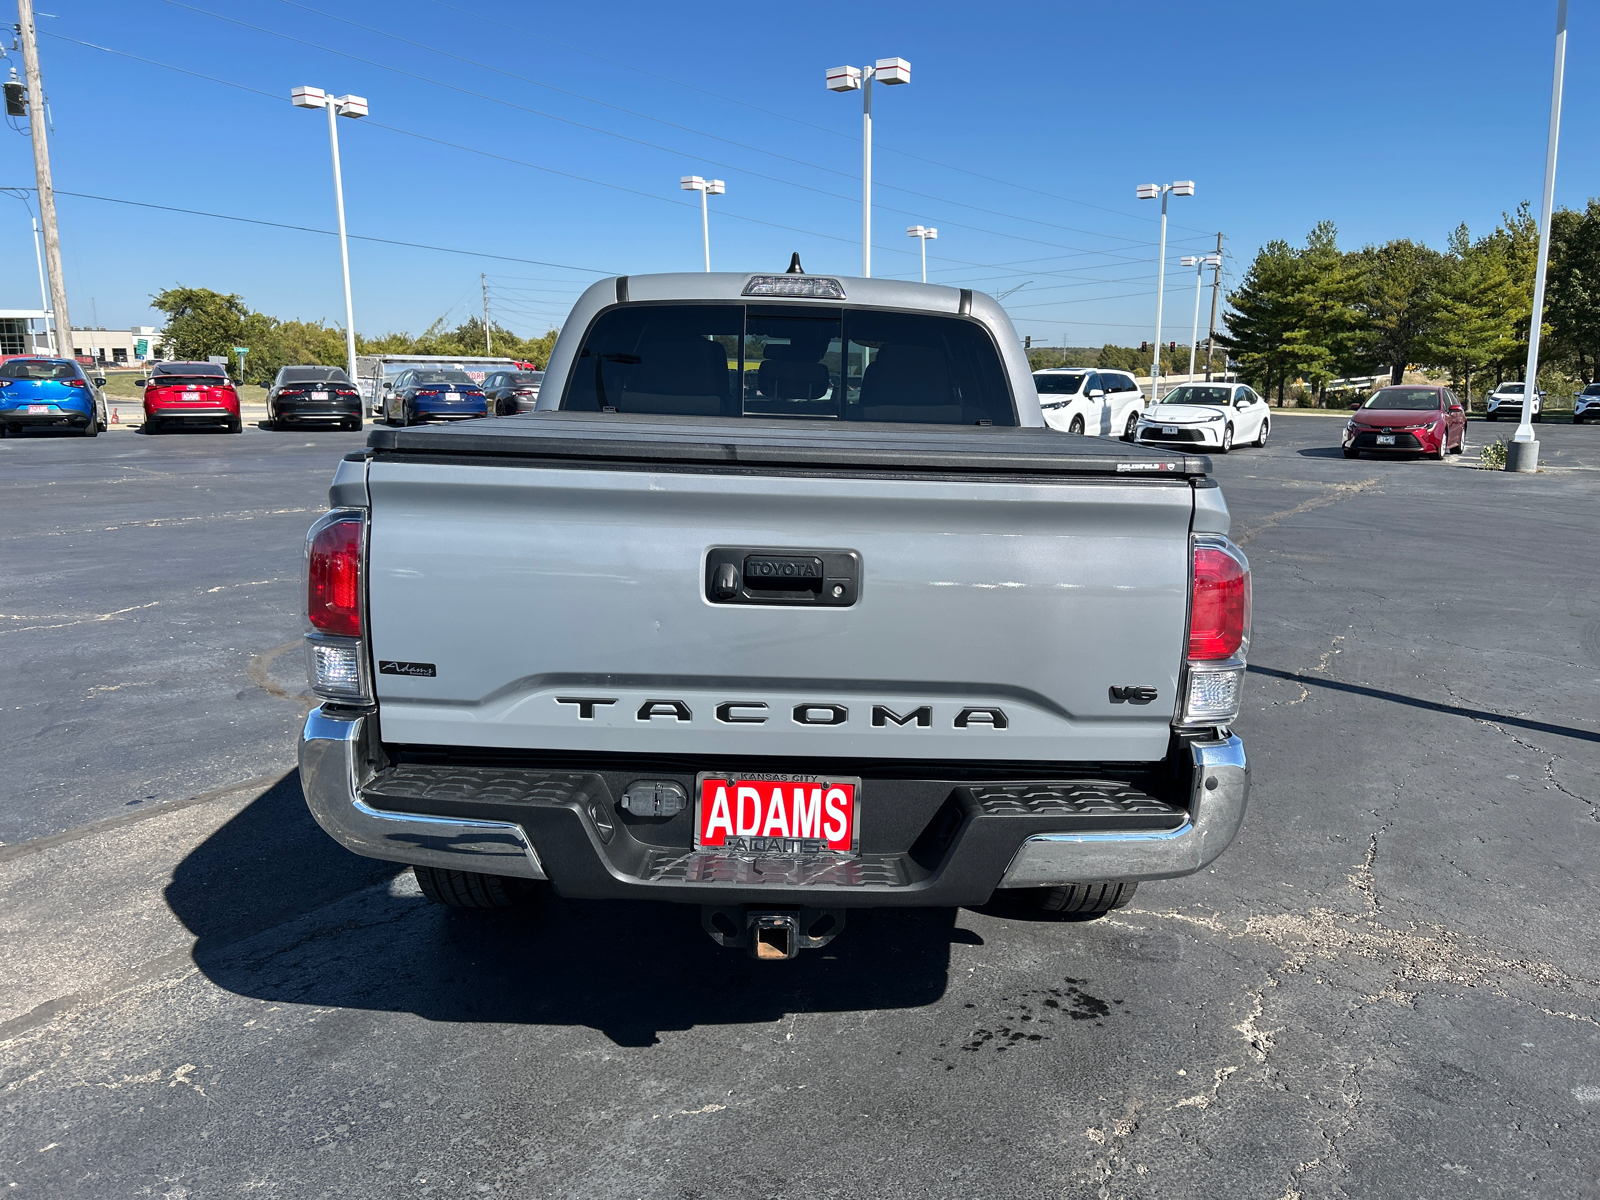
[1216,239,1302,400]
[150,287,248,363]
[1353,239,1443,384]
[1546,200,1600,383]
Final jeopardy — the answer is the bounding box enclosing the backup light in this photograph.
[1183,665,1242,723]
[742,275,847,299]
[308,638,366,700]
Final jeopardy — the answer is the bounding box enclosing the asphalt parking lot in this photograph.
[3,414,1599,1198]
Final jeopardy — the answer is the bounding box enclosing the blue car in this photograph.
[0,356,103,437]
[379,368,487,425]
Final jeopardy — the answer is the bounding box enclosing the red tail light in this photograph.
[307,516,363,636]
[1189,541,1250,660]
[65,378,86,388]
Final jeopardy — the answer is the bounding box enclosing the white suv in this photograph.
[1485,381,1542,422]
[1032,368,1146,439]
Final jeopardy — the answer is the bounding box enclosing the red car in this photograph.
[141,361,242,434]
[1343,385,1465,459]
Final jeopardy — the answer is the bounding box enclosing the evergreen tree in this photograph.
[1546,199,1600,383]
[1216,239,1301,401]
[1353,239,1443,384]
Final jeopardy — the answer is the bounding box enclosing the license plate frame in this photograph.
[311,390,329,400]
[694,772,861,856]
[1376,434,1396,445]
[27,404,48,414]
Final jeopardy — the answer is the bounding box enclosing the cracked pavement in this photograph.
[2,416,1598,1198]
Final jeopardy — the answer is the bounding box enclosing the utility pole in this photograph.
[1204,232,1224,381]
[16,0,71,359]
[481,272,490,354]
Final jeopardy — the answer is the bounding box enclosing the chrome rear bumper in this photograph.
[995,734,1248,886]
[299,707,545,879]
[300,705,1244,891]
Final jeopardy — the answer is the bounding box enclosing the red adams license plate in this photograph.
[695,774,860,855]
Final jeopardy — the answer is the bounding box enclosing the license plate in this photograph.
[27,404,48,413]
[695,773,859,854]
[1162,425,1178,434]
[1376,434,1395,445]
[311,390,329,400]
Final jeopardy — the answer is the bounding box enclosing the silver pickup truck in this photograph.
[298,270,1251,960]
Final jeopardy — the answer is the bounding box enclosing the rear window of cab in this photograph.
[562,302,1016,426]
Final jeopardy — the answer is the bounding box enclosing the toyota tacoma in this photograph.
[298,269,1252,960]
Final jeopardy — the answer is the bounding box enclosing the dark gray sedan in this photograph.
[482,369,544,416]
[265,366,362,431]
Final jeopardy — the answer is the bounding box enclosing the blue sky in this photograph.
[1,0,1594,347]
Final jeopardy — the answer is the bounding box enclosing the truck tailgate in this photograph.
[365,451,1196,764]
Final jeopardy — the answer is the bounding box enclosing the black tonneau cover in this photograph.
[367,411,1211,479]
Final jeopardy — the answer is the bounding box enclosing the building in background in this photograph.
[67,326,162,365]
[0,309,50,355]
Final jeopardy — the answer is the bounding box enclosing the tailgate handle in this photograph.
[705,548,860,607]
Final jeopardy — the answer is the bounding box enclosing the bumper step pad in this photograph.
[360,761,1187,906]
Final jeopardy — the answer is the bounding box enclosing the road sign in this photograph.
[233,346,248,356]
[207,356,227,365]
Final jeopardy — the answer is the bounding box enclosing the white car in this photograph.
[1032,368,1146,439]
[1485,381,1543,422]
[1576,383,1600,424]
[1135,382,1270,453]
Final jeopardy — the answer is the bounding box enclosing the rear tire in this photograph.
[413,865,538,909]
[1031,881,1138,917]
[80,416,97,437]
[1068,414,1085,435]
[144,416,160,434]
[228,418,243,434]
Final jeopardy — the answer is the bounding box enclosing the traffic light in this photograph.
[1140,341,1148,353]
[1024,335,1032,350]
[4,79,25,118]
[1168,341,1177,354]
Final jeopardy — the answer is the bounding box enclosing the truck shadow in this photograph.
[165,772,966,1046]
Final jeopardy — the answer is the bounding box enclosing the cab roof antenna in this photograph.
[785,252,804,274]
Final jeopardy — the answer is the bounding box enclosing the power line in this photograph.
[46,31,1163,281]
[421,0,1215,239]
[165,0,1176,260]
[282,0,1171,253]
[21,184,620,273]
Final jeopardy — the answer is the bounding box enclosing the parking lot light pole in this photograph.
[1137,181,1194,401]
[827,58,910,278]
[292,86,367,385]
[1510,0,1567,472]
[679,176,724,271]
[906,225,937,282]
[1181,254,1222,379]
